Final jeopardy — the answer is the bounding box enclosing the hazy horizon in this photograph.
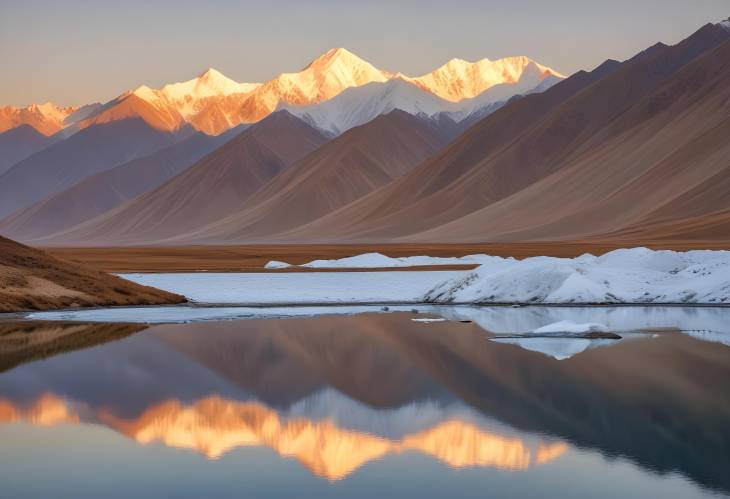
[1,0,728,107]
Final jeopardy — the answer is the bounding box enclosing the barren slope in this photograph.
[0,126,245,242]
[177,110,453,242]
[46,112,328,245]
[0,236,184,312]
[0,118,184,218]
[0,125,59,175]
[284,23,730,243]
[407,38,730,242]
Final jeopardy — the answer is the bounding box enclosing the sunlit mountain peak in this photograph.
[404,55,564,101]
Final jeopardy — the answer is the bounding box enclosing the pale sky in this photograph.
[1,0,728,106]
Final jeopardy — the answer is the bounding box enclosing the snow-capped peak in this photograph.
[280,55,565,136]
[196,67,238,90]
[116,69,263,126]
[22,48,563,136]
[719,18,730,31]
[305,47,367,70]
[130,84,158,102]
[199,67,227,80]
[406,55,564,102]
[253,47,391,111]
[298,47,390,86]
[127,69,260,105]
[0,101,78,135]
[25,102,77,120]
[161,68,260,100]
[160,68,260,101]
[281,78,460,135]
[442,57,489,72]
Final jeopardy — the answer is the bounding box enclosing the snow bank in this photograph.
[125,248,730,306]
[265,252,491,269]
[119,271,461,305]
[425,248,730,305]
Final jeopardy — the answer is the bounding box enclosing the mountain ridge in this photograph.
[41,111,328,245]
[3,49,563,137]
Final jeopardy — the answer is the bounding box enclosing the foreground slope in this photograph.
[0,236,184,312]
[48,112,328,245]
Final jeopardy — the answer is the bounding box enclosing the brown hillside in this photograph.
[0,235,184,312]
[179,110,453,242]
[45,111,328,245]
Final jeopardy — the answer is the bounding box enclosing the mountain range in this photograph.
[0,48,561,221]
[1,20,729,246]
[5,49,562,138]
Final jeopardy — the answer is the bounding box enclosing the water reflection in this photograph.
[0,312,729,496]
[0,321,145,373]
[0,393,566,480]
[0,393,80,426]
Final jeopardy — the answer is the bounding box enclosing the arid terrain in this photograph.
[0,236,184,312]
[43,241,730,273]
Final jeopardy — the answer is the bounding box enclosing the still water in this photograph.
[0,308,729,498]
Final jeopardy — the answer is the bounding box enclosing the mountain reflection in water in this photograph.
[0,311,728,495]
[0,392,566,480]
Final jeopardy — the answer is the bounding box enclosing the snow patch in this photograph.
[118,248,730,307]
[281,79,460,135]
[264,260,291,269]
[265,252,491,269]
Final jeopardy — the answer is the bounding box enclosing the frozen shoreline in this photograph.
[119,248,730,306]
[23,303,730,359]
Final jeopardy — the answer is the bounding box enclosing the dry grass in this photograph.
[0,236,186,312]
[43,241,730,273]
